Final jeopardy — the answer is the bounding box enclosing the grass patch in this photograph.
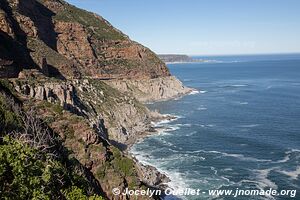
[111,147,135,177]
[53,3,126,41]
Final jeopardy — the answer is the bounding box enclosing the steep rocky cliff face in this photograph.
[14,71,157,146]
[0,0,170,79]
[106,76,193,103]
[0,0,191,199]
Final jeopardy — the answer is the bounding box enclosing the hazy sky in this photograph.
[66,0,300,55]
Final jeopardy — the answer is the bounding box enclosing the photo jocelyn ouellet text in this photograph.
[112,187,297,198]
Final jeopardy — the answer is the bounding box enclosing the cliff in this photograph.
[0,0,170,79]
[106,76,192,103]
[14,70,157,146]
[0,0,191,199]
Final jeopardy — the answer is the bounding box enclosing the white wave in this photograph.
[253,168,278,189]
[154,126,180,137]
[189,90,207,95]
[238,179,276,200]
[238,102,249,105]
[154,123,182,137]
[190,149,272,162]
[131,147,240,200]
[277,166,300,180]
[195,124,215,128]
[185,131,197,136]
[288,149,300,153]
[131,152,190,199]
[175,123,192,127]
[220,152,271,162]
[197,106,207,111]
[165,125,181,132]
[163,171,190,200]
[152,114,181,126]
[231,84,248,87]
[274,149,300,163]
[238,167,278,199]
[156,129,172,136]
[129,149,153,166]
[189,90,199,95]
[130,147,209,197]
[222,168,233,172]
[151,120,168,126]
[155,152,205,163]
[274,154,291,163]
[210,167,233,184]
[159,139,175,147]
[206,124,216,127]
[238,124,260,128]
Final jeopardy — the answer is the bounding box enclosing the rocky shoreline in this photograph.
[125,100,191,196]
[107,77,195,195]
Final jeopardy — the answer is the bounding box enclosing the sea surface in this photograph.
[130,54,300,200]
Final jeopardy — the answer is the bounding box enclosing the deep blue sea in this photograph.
[131,54,300,200]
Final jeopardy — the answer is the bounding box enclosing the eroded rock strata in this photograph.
[106,76,193,103]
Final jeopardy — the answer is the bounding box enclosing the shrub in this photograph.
[111,147,134,176]
[0,136,103,199]
[0,93,22,135]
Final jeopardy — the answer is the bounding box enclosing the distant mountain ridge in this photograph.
[158,54,208,63]
[158,54,194,63]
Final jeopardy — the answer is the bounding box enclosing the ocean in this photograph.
[130,54,300,200]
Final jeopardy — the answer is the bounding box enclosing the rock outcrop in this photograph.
[13,75,157,147]
[106,76,193,102]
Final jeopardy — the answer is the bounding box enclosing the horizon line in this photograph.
[156,52,300,57]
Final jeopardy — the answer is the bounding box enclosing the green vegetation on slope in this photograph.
[0,80,22,135]
[0,83,103,200]
[0,136,103,200]
[52,1,126,41]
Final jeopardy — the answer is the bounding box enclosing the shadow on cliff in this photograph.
[0,31,21,77]
[0,1,37,72]
[18,0,58,51]
[46,64,66,80]
[0,0,66,79]
[110,140,128,151]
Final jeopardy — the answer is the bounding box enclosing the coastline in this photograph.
[165,60,219,65]
[125,89,199,197]
[126,115,179,195]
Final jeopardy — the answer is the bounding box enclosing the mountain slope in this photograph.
[0,0,191,199]
[0,0,170,79]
